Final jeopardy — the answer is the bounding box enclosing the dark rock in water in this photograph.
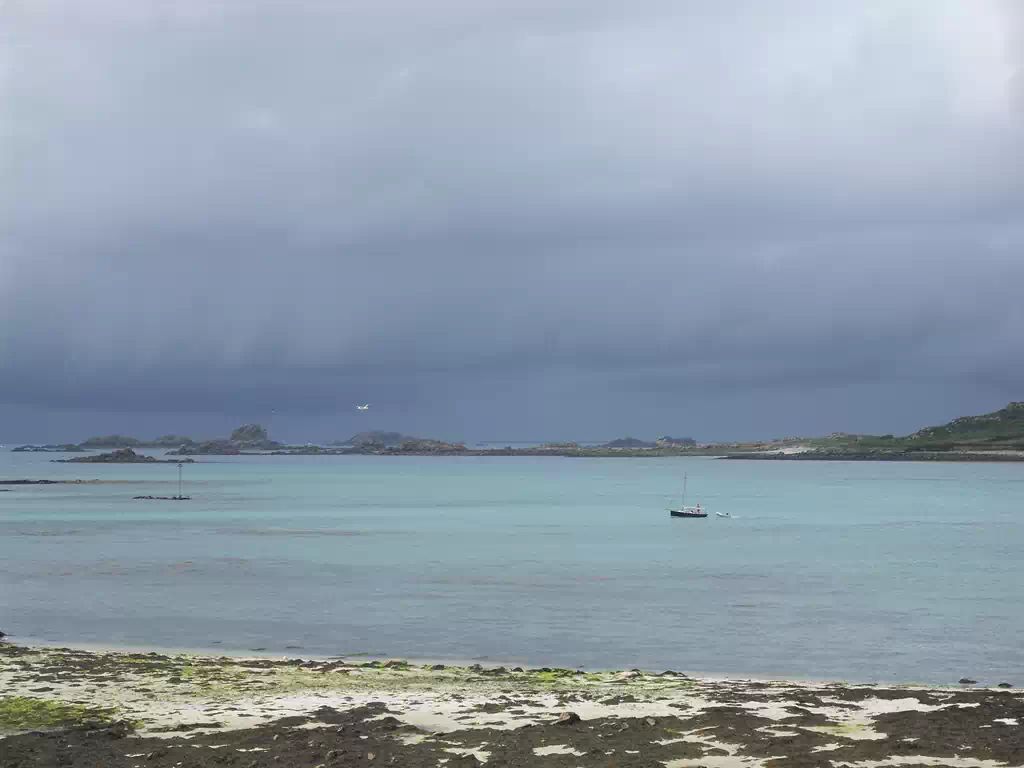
[58,448,193,464]
[0,629,6,638]
[554,711,581,726]
[959,677,978,685]
[997,682,1013,688]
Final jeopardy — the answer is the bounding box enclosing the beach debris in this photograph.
[553,711,581,726]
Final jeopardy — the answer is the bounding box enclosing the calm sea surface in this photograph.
[1,449,1022,684]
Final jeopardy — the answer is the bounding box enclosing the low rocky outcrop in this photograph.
[171,440,241,456]
[0,479,64,484]
[57,449,193,464]
[12,444,85,453]
[335,431,414,448]
[390,438,467,454]
[603,437,656,449]
[170,424,280,454]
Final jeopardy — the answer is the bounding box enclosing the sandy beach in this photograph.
[1,642,1021,767]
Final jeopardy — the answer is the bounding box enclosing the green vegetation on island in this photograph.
[11,402,1024,462]
[725,401,1024,461]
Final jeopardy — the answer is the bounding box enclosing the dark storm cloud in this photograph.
[1,0,1023,441]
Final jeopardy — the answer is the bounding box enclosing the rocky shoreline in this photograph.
[1,642,1021,767]
[14,401,1024,461]
[722,450,1024,462]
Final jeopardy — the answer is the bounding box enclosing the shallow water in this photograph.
[1,449,1022,683]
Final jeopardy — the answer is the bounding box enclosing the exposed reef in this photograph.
[0,642,1021,767]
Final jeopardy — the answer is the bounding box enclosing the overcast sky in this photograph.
[2,1,1023,444]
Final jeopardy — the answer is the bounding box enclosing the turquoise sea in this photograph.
[1,449,1022,684]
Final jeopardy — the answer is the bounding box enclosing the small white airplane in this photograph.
[356,404,370,411]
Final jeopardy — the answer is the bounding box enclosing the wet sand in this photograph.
[1,642,1021,767]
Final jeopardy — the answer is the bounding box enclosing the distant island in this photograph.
[723,401,1024,462]
[12,402,1024,462]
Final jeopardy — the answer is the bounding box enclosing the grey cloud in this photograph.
[1,0,1023,442]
